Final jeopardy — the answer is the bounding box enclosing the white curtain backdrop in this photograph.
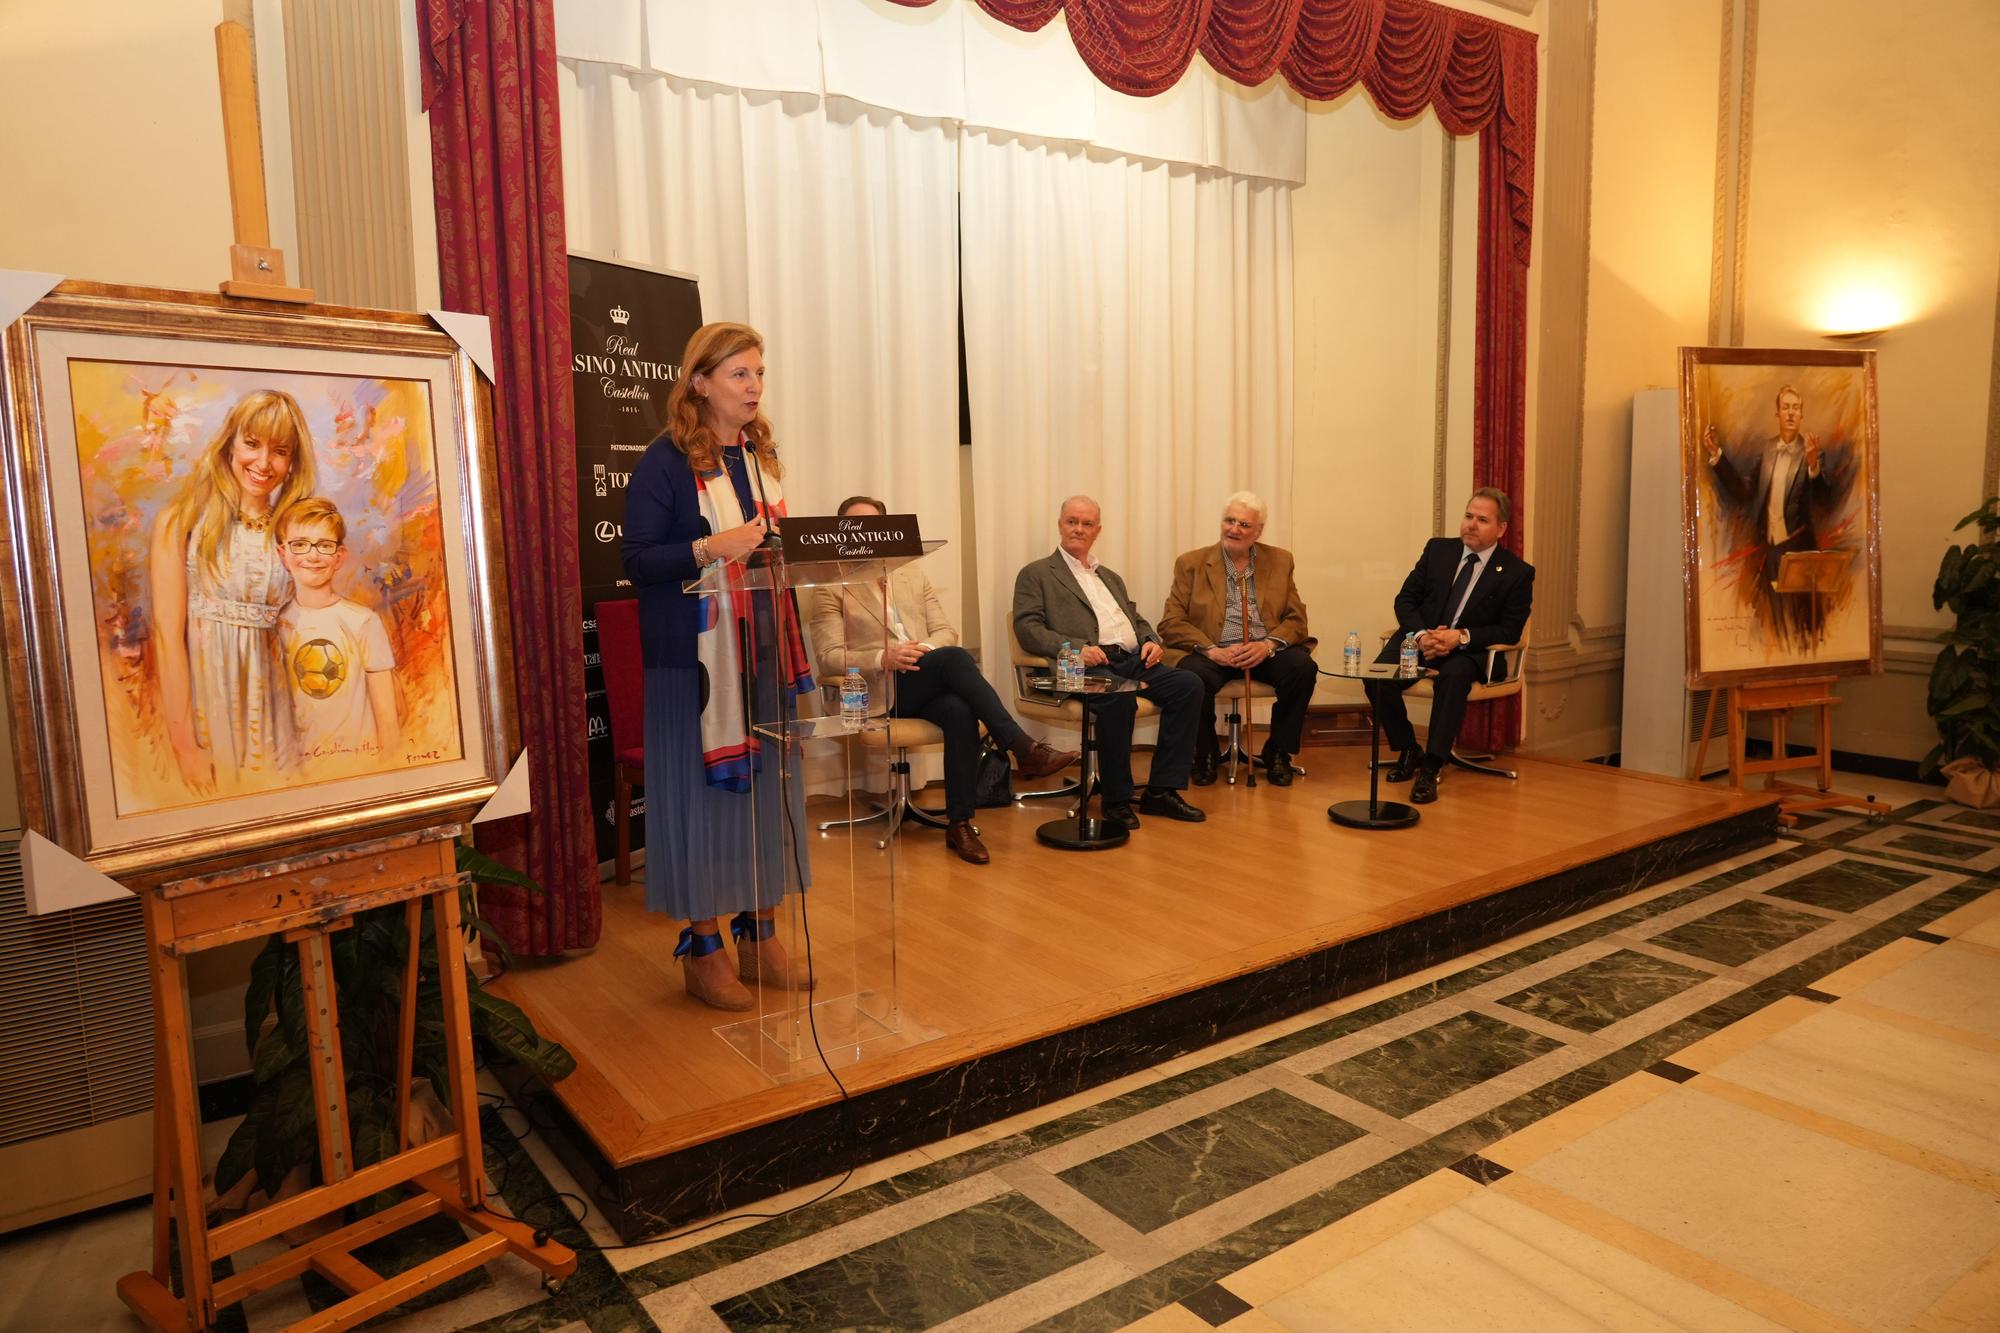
[558,63,964,790]
[557,63,964,602]
[960,130,1295,721]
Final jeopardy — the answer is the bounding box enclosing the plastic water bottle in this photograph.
[1057,641,1078,691]
[1398,632,1420,679]
[841,667,869,730]
[1343,629,1362,672]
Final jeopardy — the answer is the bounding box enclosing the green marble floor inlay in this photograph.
[1763,857,1928,912]
[1886,831,1989,861]
[1939,807,2000,833]
[1494,948,1716,1034]
[710,1190,1098,1329]
[1311,1010,1566,1119]
[1055,1087,1365,1234]
[1645,896,1831,966]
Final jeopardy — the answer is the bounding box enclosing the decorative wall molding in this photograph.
[1432,133,1457,536]
[1987,250,2000,500]
[1705,0,1733,345]
[1728,0,1758,345]
[1525,0,1595,674]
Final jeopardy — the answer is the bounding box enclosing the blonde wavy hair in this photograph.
[664,322,782,479]
[166,389,318,581]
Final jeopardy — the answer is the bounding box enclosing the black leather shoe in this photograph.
[1263,753,1296,787]
[1387,746,1422,782]
[1411,765,1440,804]
[1104,802,1141,830]
[1190,752,1218,786]
[1138,788,1206,822]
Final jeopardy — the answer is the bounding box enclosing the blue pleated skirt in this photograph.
[640,663,810,921]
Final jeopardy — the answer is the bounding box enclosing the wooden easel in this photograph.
[117,827,575,1332]
[213,20,311,304]
[1690,675,1889,822]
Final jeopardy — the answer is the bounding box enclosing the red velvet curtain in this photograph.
[418,0,601,953]
[902,0,1536,745]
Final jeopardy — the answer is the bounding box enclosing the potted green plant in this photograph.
[1923,498,2000,806]
[213,843,574,1217]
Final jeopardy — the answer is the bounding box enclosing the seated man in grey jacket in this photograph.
[1012,496,1205,828]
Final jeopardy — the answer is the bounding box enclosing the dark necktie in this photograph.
[1446,552,1479,627]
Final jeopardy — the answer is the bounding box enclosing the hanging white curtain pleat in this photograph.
[960,129,1295,718]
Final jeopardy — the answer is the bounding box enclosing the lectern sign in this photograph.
[783,513,923,560]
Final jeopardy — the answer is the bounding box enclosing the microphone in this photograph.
[748,444,784,549]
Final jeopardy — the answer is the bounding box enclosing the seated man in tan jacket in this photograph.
[808,496,1075,864]
[1157,491,1317,786]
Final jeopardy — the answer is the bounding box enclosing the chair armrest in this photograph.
[1485,639,1526,684]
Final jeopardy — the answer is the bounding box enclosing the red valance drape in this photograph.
[894,0,1536,746]
[419,0,601,953]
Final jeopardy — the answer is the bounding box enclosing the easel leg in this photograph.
[295,932,353,1184]
[1726,687,1745,790]
[395,898,422,1152]
[432,887,485,1207]
[150,1021,171,1283]
[145,900,213,1326]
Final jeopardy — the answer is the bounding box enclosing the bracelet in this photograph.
[694,536,711,564]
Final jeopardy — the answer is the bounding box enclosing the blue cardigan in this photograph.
[620,435,756,669]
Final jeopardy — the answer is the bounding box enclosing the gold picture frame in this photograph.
[1678,345,1883,689]
[0,281,515,881]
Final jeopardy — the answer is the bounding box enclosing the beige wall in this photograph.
[0,2,233,288]
[1547,0,2000,764]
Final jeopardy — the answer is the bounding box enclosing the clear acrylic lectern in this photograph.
[683,540,945,1081]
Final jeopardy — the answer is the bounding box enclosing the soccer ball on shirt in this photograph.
[291,637,349,699]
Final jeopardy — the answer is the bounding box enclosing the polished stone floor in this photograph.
[5,778,1997,1331]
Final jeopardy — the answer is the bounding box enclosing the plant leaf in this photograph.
[242,940,283,1057]
[456,844,543,894]
[1939,692,1992,718]
[467,983,576,1080]
[251,1022,299,1085]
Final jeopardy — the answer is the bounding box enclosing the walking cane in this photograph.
[1237,565,1256,789]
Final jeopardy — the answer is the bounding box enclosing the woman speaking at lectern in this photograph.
[622,322,816,1011]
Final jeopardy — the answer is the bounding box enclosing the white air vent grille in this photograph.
[0,841,153,1147]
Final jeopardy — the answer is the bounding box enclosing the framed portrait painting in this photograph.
[1678,346,1882,689]
[0,281,515,881]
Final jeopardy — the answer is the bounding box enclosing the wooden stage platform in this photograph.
[490,749,1777,1239]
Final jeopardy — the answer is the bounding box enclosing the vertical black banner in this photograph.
[570,255,702,865]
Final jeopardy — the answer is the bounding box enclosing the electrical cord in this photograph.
[470,604,859,1256]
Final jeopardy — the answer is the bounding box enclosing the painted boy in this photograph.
[275,497,401,776]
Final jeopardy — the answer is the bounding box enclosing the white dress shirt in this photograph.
[1059,547,1140,651]
[1766,441,1803,544]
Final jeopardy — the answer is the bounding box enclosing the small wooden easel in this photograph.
[117,827,575,1332]
[1691,675,1889,823]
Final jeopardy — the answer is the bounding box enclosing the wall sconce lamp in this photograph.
[1816,285,1904,343]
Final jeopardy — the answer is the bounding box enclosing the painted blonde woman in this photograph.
[148,389,319,794]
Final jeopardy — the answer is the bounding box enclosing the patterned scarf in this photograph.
[692,445,815,791]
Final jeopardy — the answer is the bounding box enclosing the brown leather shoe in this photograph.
[682,950,754,1011]
[1012,738,1080,780]
[946,820,991,864]
[738,933,815,991]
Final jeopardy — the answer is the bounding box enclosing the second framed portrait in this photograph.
[1678,345,1883,689]
[0,281,515,880]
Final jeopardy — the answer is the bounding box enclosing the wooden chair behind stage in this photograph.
[1375,631,1528,779]
[1008,621,1152,804]
[597,598,646,885]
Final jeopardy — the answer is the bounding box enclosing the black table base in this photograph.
[1036,684,1129,851]
[1328,681,1421,831]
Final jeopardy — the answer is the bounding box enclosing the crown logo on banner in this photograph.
[609,304,630,325]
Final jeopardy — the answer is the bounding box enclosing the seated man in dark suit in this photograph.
[1364,488,1534,805]
[1012,496,1206,828]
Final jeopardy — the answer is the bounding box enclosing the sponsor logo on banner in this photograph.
[572,255,701,862]
[605,797,645,825]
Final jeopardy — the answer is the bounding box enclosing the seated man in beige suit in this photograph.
[809,496,1075,865]
[1158,491,1317,786]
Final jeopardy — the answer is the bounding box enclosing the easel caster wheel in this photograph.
[543,1275,567,1296]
